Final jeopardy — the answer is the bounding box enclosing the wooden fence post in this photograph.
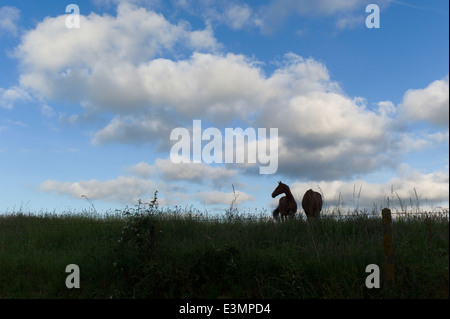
[382,208,395,287]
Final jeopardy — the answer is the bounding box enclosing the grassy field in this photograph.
[0,203,448,299]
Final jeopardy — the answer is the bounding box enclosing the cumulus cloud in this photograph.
[17,3,219,68]
[394,131,449,154]
[377,100,397,118]
[224,4,255,30]
[36,165,450,210]
[12,1,401,181]
[291,165,449,212]
[127,159,238,184]
[15,2,219,101]
[257,88,392,179]
[92,114,170,145]
[335,15,365,30]
[40,159,243,205]
[0,6,20,36]
[84,51,393,181]
[153,158,238,183]
[13,0,448,194]
[195,190,255,206]
[127,161,154,178]
[0,86,31,109]
[40,176,156,203]
[400,75,449,127]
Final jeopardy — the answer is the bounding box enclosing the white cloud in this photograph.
[13,2,398,180]
[154,158,238,182]
[395,131,449,153]
[127,159,238,183]
[393,164,449,200]
[92,114,169,145]
[400,75,449,127]
[258,91,391,179]
[335,15,364,30]
[171,1,262,31]
[40,176,156,203]
[15,2,220,101]
[13,2,446,185]
[195,190,255,206]
[127,161,154,178]
[291,165,449,212]
[377,100,397,117]
[0,86,31,109]
[0,6,20,36]
[223,4,257,30]
[40,159,242,205]
[17,3,219,69]
[134,53,268,118]
[40,104,57,118]
[3,119,27,128]
[39,156,448,209]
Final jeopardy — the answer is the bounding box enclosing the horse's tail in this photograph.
[273,207,280,219]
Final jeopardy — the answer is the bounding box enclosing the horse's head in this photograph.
[272,181,287,198]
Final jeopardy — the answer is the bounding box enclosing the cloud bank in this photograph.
[6,2,446,209]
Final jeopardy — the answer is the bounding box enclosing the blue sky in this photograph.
[0,0,448,215]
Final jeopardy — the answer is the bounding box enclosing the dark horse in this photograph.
[272,181,297,221]
[302,189,322,219]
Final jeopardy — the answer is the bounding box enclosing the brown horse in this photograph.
[302,189,322,219]
[272,181,297,221]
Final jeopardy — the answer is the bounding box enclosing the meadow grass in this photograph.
[0,204,448,299]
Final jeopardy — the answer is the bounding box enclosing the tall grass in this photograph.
[0,199,448,298]
[0,211,123,298]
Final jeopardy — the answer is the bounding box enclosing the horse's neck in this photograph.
[284,187,294,201]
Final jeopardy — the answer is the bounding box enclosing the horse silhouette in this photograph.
[302,189,322,219]
[272,181,297,221]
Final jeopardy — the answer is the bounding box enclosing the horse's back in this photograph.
[302,189,322,218]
